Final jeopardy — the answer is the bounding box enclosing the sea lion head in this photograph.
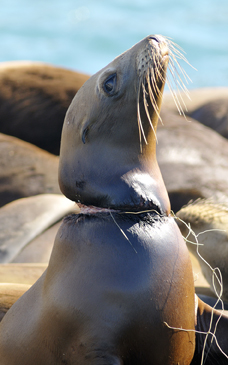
[59,35,170,214]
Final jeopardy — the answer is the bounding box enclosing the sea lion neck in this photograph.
[59,35,170,215]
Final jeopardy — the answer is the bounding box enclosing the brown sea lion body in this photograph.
[0,133,60,207]
[162,87,228,139]
[0,194,76,264]
[156,113,228,212]
[0,61,89,154]
[0,36,227,364]
[0,212,196,364]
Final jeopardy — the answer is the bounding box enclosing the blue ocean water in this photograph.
[0,0,228,89]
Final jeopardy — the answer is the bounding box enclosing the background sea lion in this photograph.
[176,197,228,302]
[0,194,77,263]
[156,113,228,212]
[11,221,61,264]
[190,98,228,139]
[0,61,89,155]
[0,133,60,207]
[161,87,228,139]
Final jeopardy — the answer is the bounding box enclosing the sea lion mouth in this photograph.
[77,203,121,215]
[77,201,162,216]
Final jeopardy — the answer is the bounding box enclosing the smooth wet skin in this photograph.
[1,34,228,364]
[0,213,195,364]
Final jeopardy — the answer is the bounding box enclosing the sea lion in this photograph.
[161,87,228,139]
[162,87,228,116]
[0,61,90,154]
[176,197,228,302]
[11,221,61,264]
[189,98,228,139]
[156,112,228,212]
[0,35,227,364]
[0,194,77,264]
[0,133,60,207]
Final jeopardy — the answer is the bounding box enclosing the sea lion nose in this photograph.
[148,35,169,57]
[149,36,159,43]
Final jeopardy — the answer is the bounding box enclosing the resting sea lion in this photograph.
[11,221,61,264]
[0,133,60,207]
[156,112,228,212]
[177,197,228,302]
[0,35,228,364]
[0,61,89,154]
[0,194,76,264]
[190,98,228,139]
[161,87,228,139]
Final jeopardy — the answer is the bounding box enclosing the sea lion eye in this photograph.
[103,74,117,94]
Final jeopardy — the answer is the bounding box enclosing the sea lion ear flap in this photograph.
[82,126,89,144]
[81,118,93,145]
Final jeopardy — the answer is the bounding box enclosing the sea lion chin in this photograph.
[59,35,170,215]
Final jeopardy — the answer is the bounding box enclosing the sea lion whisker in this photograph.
[167,61,190,110]
[165,38,186,52]
[147,70,163,123]
[168,79,189,116]
[168,51,192,86]
[166,58,190,117]
[147,72,163,126]
[167,49,193,115]
[142,83,158,142]
[168,58,190,95]
[151,51,160,85]
[168,45,190,65]
[149,69,159,97]
[109,211,137,254]
[137,81,148,151]
[167,40,196,71]
[120,209,162,216]
[150,67,162,98]
[151,52,166,87]
[153,53,167,85]
[166,76,186,116]
[142,73,159,140]
[145,69,160,106]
